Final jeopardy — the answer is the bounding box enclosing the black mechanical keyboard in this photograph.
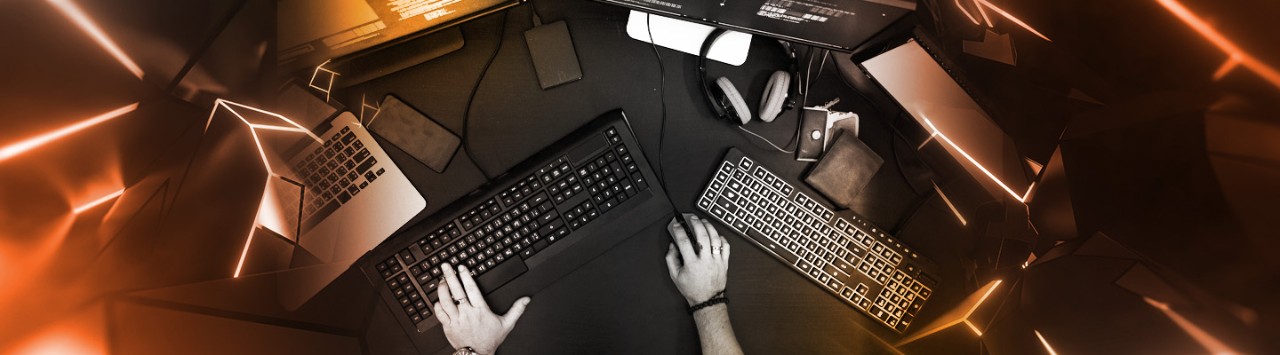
[695,148,940,333]
[361,110,673,342]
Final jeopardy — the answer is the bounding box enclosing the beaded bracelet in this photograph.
[689,291,729,314]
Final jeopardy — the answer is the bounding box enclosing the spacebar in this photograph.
[478,258,529,293]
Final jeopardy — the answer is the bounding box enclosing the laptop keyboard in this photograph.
[295,126,385,227]
[695,148,940,333]
[374,126,652,326]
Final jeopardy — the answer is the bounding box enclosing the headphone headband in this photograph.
[697,29,800,123]
[698,29,731,120]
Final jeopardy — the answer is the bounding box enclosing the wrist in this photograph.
[691,304,731,334]
[688,290,728,314]
[684,289,726,305]
[691,302,729,320]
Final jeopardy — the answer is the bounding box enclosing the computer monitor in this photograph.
[278,0,521,71]
[595,0,916,50]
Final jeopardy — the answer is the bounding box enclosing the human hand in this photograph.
[433,263,531,355]
[664,214,731,306]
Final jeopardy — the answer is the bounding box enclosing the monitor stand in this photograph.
[331,26,466,89]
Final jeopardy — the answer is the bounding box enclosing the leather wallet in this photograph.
[804,132,883,209]
[368,95,460,173]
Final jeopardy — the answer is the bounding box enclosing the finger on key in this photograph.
[457,264,490,310]
[433,300,452,324]
[689,215,711,257]
[704,219,723,251]
[668,217,697,264]
[441,263,468,306]
[437,279,459,317]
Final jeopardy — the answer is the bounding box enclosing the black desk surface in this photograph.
[129,1,979,354]
[335,1,979,353]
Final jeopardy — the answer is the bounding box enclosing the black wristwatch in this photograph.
[453,347,480,355]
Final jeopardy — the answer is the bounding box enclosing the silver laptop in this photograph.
[276,111,426,309]
[289,112,425,262]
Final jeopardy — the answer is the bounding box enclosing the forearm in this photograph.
[692,306,743,355]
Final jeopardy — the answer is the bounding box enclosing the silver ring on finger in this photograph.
[453,297,467,305]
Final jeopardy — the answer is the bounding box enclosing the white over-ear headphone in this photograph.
[698,29,799,124]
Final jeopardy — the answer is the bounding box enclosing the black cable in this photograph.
[461,12,510,180]
[888,127,926,197]
[644,14,670,190]
[528,0,544,21]
[529,1,542,26]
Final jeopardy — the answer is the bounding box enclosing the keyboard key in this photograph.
[355,157,376,173]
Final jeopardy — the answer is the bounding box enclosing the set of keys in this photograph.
[808,98,858,152]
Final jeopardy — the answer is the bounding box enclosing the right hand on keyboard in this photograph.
[664,215,731,306]
[433,263,531,355]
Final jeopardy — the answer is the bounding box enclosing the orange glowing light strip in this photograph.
[248,123,314,133]
[895,279,1003,345]
[206,99,321,278]
[959,279,1004,336]
[932,181,968,226]
[72,188,124,214]
[955,0,982,25]
[963,319,983,336]
[0,103,138,162]
[232,181,270,278]
[922,116,1035,203]
[975,0,1051,42]
[45,0,144,79]
[360,94,382,126]
[1143,297,1240,354]
[970,279,1002,315]
[1034,330,1059,355]
[309,60,340,102]
[206,99,322,142]
[1213,58,1240,80]
[972,0,995,27]
[1157,0,1280,90]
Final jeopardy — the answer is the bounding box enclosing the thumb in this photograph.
[501,297,532,329]
[664,243,681,280]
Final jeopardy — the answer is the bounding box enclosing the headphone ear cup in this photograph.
[714,77,752,125]
[758,70,791,123]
